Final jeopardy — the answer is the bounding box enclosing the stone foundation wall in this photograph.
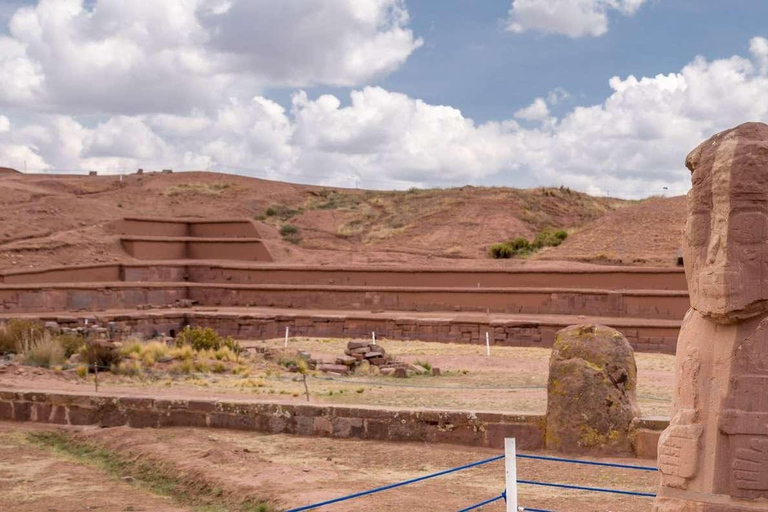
[24,310,680,354]
[0,286,187,313]
[189,285,689,320]
[0,389,665,457]
[0,390,546,450]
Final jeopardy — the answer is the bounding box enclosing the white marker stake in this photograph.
[284,326,289,348]
[486,332,491,357]
[372,332,376,345]
[505,438,518,512]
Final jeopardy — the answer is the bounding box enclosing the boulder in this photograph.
[317,364,349,375]
[546,324,639,455]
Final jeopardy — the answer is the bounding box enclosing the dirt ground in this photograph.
[0,423,186,512]
[0,337,675,417]
[0,422,659,512]
[0,171,684,272]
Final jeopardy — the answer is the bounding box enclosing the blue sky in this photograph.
[0,1,767,197]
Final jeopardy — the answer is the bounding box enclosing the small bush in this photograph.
[489,243,513,259]
[414,360,433,372]
[171,345,195,361]
[0,319,45,354]
[265,205,300,220]
[23,333,65,367]
[280,224,301,244]
[175,326,241,353]
[211,361,227,373]
[58,333,85,358]
[509,237,531,251]
[75,365,89,378]
[115,360,143,376]
[532,228,569,249]
[79,341,120,368]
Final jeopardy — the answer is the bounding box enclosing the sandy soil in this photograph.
[0,423,186,512]
[0,337,675,417]
[4,422,659,512]
[0,171,684,272]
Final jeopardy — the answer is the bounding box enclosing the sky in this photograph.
[0,1,767,198]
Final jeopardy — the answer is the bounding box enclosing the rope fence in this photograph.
[283,438,658,512]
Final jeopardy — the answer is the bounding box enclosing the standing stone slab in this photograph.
[546,324,639,455]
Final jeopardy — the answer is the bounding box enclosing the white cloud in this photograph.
[506,0,650,38]
[0,116,9,133]
[751,36,768,75]
[0,0,422,115]
[2,28,768,199]
[514,97,550,122]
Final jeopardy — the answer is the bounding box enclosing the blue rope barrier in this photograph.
[517,479,656,497]
[522,508,556,512]
[285,454,504,511]
[457,492,506,511]
[516,454,658,471]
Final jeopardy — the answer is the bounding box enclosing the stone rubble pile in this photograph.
[308,340,440,378]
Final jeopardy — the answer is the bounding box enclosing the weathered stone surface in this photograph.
[655,123,768,511]
[317,364,349,375]
[546,324,639,455]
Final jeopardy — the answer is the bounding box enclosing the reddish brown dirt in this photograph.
[0,171,685,272]
[541,196,687,265]
[0,422,186,512]
[29,423,657,512]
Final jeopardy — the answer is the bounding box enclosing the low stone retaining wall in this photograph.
[17,309,680,353]
[191,284,689,320]
[1,262,688,290]
[0,389,546,450]
[0,389,665,457]
[0,281,689,322]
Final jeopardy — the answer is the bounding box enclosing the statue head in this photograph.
[684,122,768,323]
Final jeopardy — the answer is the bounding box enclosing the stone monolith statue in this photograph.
[654,122,768,511]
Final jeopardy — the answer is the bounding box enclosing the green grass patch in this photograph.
[26,430,274,512]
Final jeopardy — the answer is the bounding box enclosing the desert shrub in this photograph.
[58,333,86,358]
[280,224,301,244]
[175,326,240,353]
[489,230,568,259]
[211,361,227,373]
[79,341,120,368]
[265,205,300,220]
[75,365,89,378]
[533,228,569,249]
[0,319,45,354]
[414,360,433,372]
[23,333,66,367]
[509,237,531,251]
[169,360,194,375]
[115,360,143,376]
[489,243,513,259]
[214,346,238,362]
[171,345,195,361]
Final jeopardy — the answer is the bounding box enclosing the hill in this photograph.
[0,170,686,271]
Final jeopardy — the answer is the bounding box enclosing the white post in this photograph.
[505,438,518,512]
[372,331,376,345]
[485,332,491,356]
[284,326,289,348]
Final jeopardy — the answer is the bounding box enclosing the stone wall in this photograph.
[0,285,187,313]
[0,390,546,450]
[0,389,665,457]
[20,310,680,354]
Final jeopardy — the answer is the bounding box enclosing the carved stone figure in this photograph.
[654,122,768,511]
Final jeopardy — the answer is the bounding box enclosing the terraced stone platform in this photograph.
[0,261,688,353]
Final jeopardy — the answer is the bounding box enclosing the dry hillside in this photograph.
[0,170,686,271]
